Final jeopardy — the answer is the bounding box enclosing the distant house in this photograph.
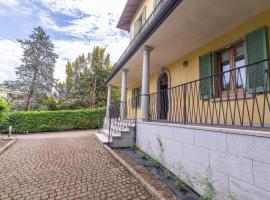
[97,1,270,199]
[0,87,25,102]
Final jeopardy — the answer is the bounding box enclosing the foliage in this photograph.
[16,26,58,110]
[0,108,105,134]
[199,170,215,200]
[163,168,172,178]
[54,46,120,110]
[148,157,161,168]
[41,96,57,110]
[0,98,10,126]
[175,177,188,191]
[136,148,148,159]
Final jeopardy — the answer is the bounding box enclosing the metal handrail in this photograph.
[148,58,270,128]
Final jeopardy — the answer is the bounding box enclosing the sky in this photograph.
[0,0,129,83]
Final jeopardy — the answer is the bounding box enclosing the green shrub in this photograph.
[175,177,188,191]
[148,157,160,168]
[0,98,10,130]
[0,107,105,134]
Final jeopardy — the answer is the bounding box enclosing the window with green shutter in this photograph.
[199,53,213,100]
[133,20,138,36]
[245,26,269,93]
[153,0,161,8]
[142,6,146,25]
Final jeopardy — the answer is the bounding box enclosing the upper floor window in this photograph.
[153,0,161,8]
[133,6,146,37]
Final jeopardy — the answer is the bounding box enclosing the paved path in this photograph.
[0,131,154,200]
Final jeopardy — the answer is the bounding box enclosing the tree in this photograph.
[54,46,120,110]
[41,96,57,110]
[16,27,58,111]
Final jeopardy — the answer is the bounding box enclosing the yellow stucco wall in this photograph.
[126,8,270,125]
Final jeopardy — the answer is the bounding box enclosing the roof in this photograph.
[117,0,143,31]
[107,0,183,85]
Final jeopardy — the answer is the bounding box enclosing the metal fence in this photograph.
[149,59,270,128]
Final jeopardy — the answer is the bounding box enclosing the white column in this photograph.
[141,45,153,121]
[106,84,112,118]
[120,69,129,119]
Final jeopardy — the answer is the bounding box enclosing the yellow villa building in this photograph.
[96,0,270,199]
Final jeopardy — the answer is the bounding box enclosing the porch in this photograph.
[107,58,270,130]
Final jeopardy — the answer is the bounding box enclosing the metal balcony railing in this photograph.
[148,58,270,128]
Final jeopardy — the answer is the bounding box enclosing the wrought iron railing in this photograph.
[149,59,270,128]
[106,96,139,143]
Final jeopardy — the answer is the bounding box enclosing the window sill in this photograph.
[210,94,253,102]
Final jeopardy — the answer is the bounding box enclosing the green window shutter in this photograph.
[199,53,213,100]
[153,0,157,8]
[134,21,138,36]
[153,0,160,8]
[142,7,146,25]
[245,26,268,93]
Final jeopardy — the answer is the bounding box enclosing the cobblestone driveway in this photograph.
[0,131,154,200]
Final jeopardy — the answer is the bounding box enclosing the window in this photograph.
[153,0,161,9]
[133,6,146,37]
[217,42,246,94]
[199,26,268,99]
[132,87,141,108]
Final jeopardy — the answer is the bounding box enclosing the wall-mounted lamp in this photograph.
[182,60,189,67]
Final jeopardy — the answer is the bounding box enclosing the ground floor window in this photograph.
[216,41,246,95]
[132,87,141,108]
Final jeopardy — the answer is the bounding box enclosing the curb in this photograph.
[0,138,18,156]
[104,144,167,200]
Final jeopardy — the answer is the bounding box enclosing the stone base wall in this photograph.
[136,121,270,200]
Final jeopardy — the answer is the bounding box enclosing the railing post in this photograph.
[183,84,187,125]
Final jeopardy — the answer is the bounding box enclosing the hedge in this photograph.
[0,108,105,134]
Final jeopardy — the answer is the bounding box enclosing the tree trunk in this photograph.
[26,92,32,111]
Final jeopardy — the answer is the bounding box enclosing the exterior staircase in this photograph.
[95,118,136,148]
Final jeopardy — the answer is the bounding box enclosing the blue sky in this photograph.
[0,0,129,83]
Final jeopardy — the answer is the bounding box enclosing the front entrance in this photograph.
[158,73,169,120]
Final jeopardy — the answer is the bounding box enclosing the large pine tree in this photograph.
[16,27,58,110]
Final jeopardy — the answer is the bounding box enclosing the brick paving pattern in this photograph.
[0,131,154,200]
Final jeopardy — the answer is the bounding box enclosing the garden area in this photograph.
[0,97,105,135]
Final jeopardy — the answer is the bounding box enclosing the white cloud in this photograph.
[0,0,130,83]
[0,0,20,6]
[0,38,22,83]
[53,37,129,81]
[53,40,93,81]
[39,0,127,17]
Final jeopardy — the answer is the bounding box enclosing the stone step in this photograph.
[101,129,121,137]
[95,132,111,144]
